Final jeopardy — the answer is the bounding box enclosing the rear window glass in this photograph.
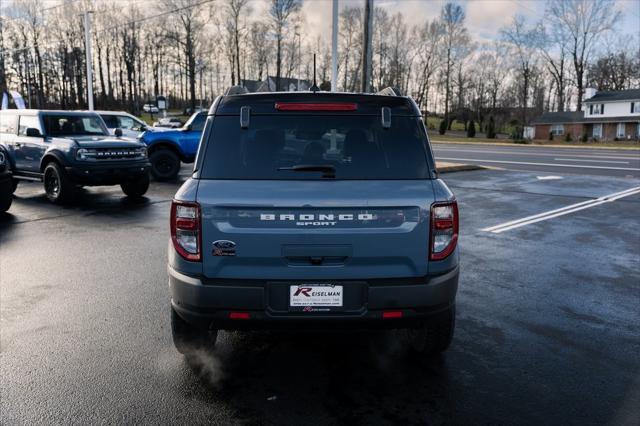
[201,115,431,180]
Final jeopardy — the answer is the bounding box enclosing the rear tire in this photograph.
[43,162,75,204]
[171,307,218,354]
[149,149,180,181]
[405,304,456,356]
[0,179,12,212]
[11,178,19,194]
[120,173,150,198]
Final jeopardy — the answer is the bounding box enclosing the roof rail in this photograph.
[225,85,249,96]
[376,87,403,96]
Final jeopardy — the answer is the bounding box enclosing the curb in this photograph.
[431,139,640,151]
[436,163,487,174]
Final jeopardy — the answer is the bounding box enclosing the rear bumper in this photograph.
[65,161,150,185]
[169,266,459,330]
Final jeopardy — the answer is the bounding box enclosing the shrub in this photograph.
[513,139,530,144]
[467,120,476,138]
[565,132,572,142]
[486,116,496,139]
[581,133,588,142]
[548,131,554,141]
[439,118,447,135]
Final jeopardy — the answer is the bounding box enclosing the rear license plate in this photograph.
[289,284,343,307]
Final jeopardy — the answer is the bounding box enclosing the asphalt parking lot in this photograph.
[1,166,639,425]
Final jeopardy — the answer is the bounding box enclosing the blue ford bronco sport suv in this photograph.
[137,112,206,180]
[0,110,150,204]
[169,89,459,355]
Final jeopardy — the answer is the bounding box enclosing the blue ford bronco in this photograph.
[169,88,459,355]
[0,110,150,204]
[137,112,206,180]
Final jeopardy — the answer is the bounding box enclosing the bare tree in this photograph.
[501,15,538,138]
[413,19,444,111]
[163,0,211,109]
[440,2,470,130]
[224,0,250,86]
[269,0,301,91]
[534,22,569,111]
[248,22,271,81]
[546,0,620,110]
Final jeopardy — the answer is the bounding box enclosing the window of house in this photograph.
[551,124,564,135]
[589,104,605,115]
[631,101,640,113]
[592,124,603,139]
[616,123,626,138]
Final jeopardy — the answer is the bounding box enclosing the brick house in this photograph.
[531,89,640,141]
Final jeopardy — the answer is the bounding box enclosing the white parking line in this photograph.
[482,186,640,233]
[554,158,630,164]
[434,148,639,160]
[436,157,640,171]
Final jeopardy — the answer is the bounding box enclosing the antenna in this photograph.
[310,53,320,93]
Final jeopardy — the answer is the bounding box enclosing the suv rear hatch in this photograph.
[196,100,436,281]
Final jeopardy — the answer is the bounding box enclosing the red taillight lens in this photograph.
[274,102,357,111]
[429,201,459,261]
[171,201,201,261]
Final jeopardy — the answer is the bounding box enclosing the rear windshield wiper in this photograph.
[277,164,336,178]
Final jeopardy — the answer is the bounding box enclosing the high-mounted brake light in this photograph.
[171,200,201,261]
[429,201,459,261]
[274,103,357,111]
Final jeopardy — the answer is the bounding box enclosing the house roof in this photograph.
[531,111,584,124]
[532,111,640,125]
[585,89,640,103]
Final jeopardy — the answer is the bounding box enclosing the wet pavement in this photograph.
[1,167,639,425]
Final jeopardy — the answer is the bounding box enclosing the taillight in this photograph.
[429,201,459,261]
[171,200,201,261]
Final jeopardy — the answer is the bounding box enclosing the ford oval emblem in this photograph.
[212,240,236,256]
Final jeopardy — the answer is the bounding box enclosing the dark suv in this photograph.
[169,90,459,356]
[0,110,150,203]
[0,148,11,212]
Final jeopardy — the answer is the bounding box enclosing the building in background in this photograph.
[532,89,640,141]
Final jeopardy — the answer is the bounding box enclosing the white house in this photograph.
[532,89,640,141]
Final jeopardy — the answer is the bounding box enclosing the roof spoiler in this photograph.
[376,87,403,96]
[225,86,249,96]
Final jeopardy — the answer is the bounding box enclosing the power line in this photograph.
[0,0,81,21]
[94,0,214,35]
[0,0,215,56]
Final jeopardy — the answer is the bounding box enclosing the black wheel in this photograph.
[171,307,218,354]
[405,304,456,355]
[43,162,75,204]
[149,149,180,181]
[0,179,12,212]
[120,173,150,198]
[11,178,19,194]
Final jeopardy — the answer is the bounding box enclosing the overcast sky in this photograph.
[288,0,640,45]
[4,0,639,46]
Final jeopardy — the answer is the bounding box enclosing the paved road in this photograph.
[1,169,639,425]
[433,142,640,178]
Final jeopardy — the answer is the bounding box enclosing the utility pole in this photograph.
[331,0,338,92]
[82,11,94,111]
[361,0,373,93]
[295,32,301,91]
